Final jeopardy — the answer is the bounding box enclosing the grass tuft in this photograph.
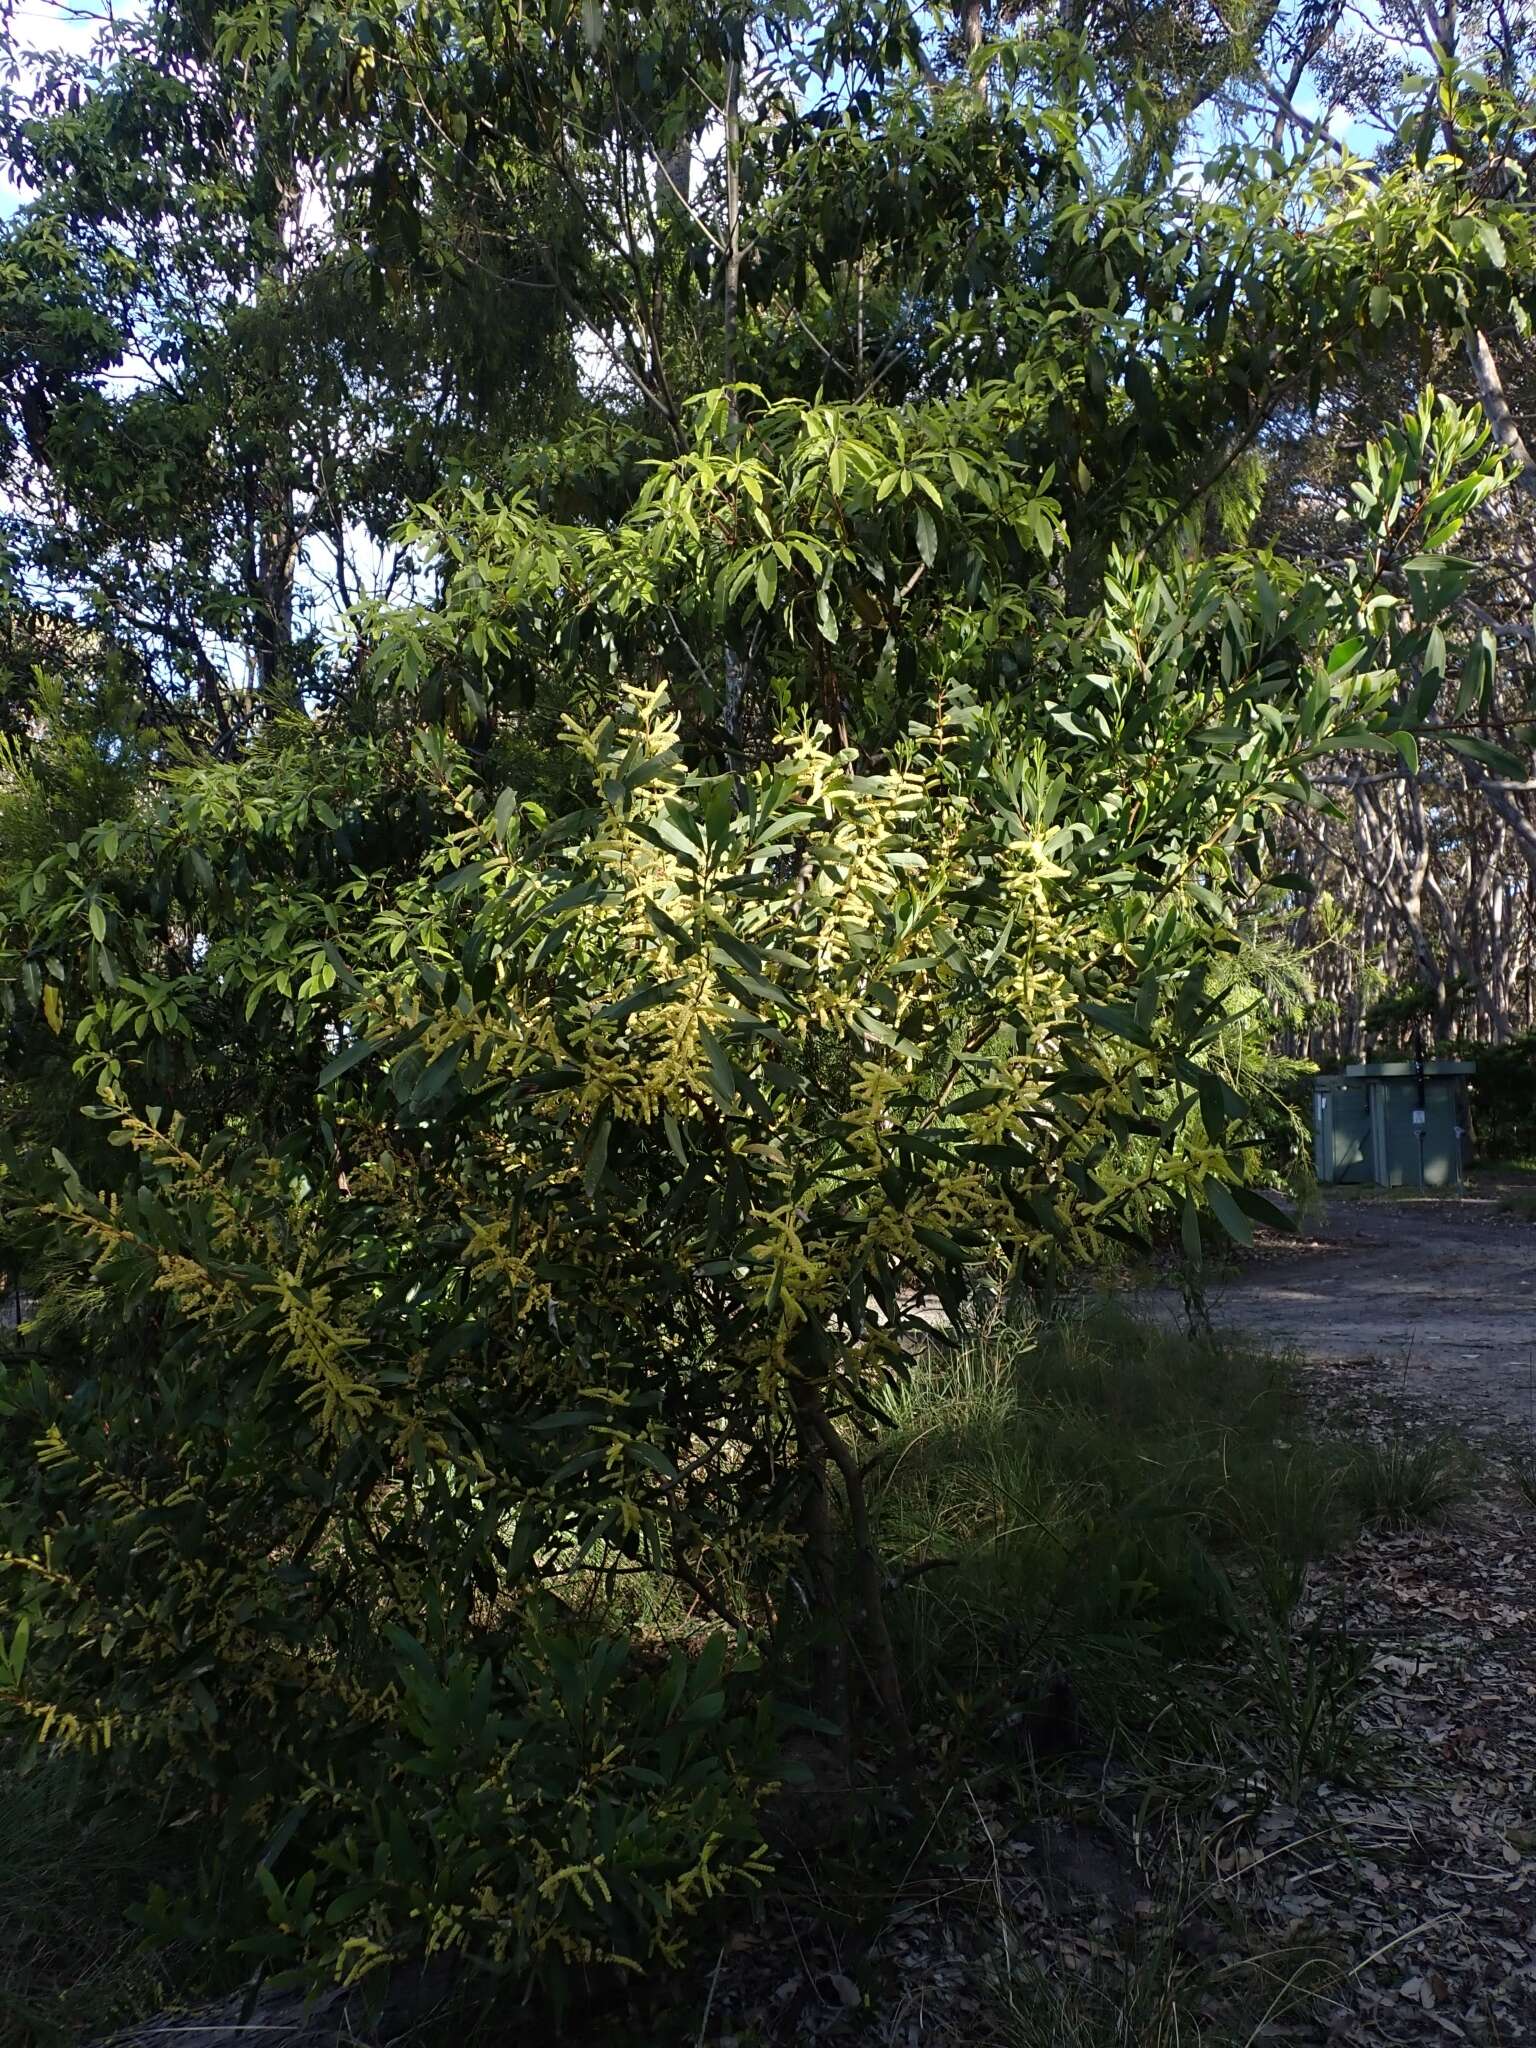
[0,1758,204,2046]
[1340,1432,1476,1529]
[993,1906,1338,2048]
[873,1308,1353,1758]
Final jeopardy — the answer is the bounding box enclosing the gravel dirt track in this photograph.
[1161,1183,1536,1439]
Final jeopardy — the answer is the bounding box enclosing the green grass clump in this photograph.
[872,1309,1352,1747]
[1341,1432,1476,1529]
[997,1934,1335,2048]
[0,1757,208,2046]
[993,1892,1339,2048]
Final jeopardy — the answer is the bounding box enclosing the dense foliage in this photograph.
[0,0,1532,2011]
[1251,2,1536,1056]
[1466,1029,1536,1159]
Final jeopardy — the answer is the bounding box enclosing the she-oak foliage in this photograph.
[0,0,1532,2005]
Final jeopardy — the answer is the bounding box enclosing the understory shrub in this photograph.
[1465,1033,1536,1163]
[0,0,1532,2022]
[0,670,1388,2000]
[0,383,1513,2009]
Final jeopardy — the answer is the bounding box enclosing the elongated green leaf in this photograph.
[1080,1001,1154,1050]
[318,1035,382,1086]
[1203,1178,1252,1245]
[582,1114,612,1198]
[1442,731,1529,778]
[1180,1196,1203,1266]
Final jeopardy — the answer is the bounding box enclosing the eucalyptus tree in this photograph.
[1210,0,1536,1045]
[233,0,1533,737]
[0,0,575,742]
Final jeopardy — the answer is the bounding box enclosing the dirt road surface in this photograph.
[1151,1184,1536,1439]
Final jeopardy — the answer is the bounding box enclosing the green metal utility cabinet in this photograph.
[1312,1074,1374,1184]
[1311,1060,1474,1189]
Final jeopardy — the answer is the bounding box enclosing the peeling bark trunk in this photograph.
[1463,328,1536,498]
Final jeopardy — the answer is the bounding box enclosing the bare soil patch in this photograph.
[1151,1183,1536,1442]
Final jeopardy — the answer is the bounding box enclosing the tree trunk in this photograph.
[792,1380,911,1756]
